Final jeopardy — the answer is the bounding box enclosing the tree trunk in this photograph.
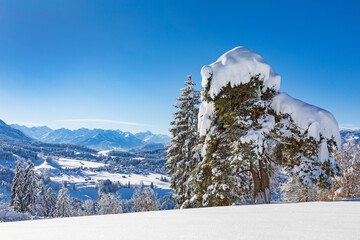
[251,159,271,204]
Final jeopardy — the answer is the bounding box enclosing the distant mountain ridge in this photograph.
[0,120,32,141]
[10,123,170,151]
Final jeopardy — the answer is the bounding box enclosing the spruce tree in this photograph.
[35,185,47,217]
[55,184,71,217]
[10,162,25,212]
[45,187,57,217]
[23,160,38,214]
[166,75,201,207]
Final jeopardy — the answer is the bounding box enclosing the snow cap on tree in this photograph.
[199,46,340,146]
[200,46,281,99]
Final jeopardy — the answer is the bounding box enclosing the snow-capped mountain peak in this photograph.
[9,124,170,151]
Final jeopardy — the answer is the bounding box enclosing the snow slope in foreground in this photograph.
[0,201,359,240]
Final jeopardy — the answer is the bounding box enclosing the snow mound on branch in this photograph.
[272,93,341,146]
[272,93,341,163]
[199,47,280,137]
[201,47,281,98]
[198,101,215,137]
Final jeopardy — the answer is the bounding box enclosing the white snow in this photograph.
[33,158,171,200]
[272,93,341,162]
[199,46,281,137]
[0,201,359,239]
[97,150,111,156]
[201,47,281,99]
[198,101,215,136]
[0,209,33,222]
[272,93,341,147]
[56,158,107,169]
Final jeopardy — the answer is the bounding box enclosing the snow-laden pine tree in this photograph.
[131,187,157,212]
[23,160,38,214]
[166,75,201,207]
[194,47,341,205]
[55,184,71,217]
[45,187,57,217]
[10,162,25,212]
[35,185,47,216]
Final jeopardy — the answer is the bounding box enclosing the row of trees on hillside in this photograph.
[166,75,360,208]
[10,161,76,217]
[10,160,174,218]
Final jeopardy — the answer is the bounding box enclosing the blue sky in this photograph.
[0,0,359,134]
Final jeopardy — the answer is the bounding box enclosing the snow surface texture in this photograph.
[198,47,340,149]
[0,201,359,239]
[0,209,33,222]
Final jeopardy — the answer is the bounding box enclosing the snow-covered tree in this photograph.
[96,193,122,215]
[10,162,25,212]
[70,198,84,216]
[23,160,37,214]
[166,75,201,207]
[194,47,341,206]
[83,199,96,216]
[131,187,157,212]
[280,176,320,202]
[45,187,57,217]
[34,185,47,216]
[325,141,360,200]
[55,184,71,217]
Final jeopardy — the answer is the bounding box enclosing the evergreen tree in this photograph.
[55,184,71,217]
[166,75,201,207]
[35,185,47,216]
[23,160,38,214]
[10,162,25,212]
[45,187,57,217]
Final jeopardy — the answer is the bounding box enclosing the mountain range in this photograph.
[9,123,170,151]
[3,120,360,152]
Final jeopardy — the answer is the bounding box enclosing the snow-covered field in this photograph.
[34,158,171,200]
[0,201,359,240]
[36,158,169,188]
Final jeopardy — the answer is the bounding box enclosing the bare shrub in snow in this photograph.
[131,187,157,212]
